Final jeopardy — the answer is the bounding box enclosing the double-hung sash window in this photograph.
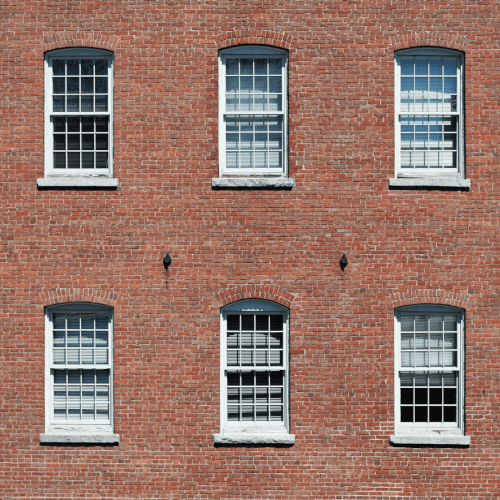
[219,300,291,441]
[395,49,464,178]
[219,46,288,177]
[44,49,113,177]
[44,304,115,439]
[394,306,465,438]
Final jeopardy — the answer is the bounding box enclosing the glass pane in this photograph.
[240,59,253,75]
[67,97,79,112]
[95,59,108,75]
[269,59,281,74]
[53,78,65,94]
[67,59,79,75]
[53,59,65,76]
[96,153,108,168]
[54,152,66,169]
[95,96,107,112]
[227,315,239,330]
[400,59,413,75]
[67,77,79,94]
[226,59,238,75]
[401,406,413,422]
[95,77,108,94]
[81,59,93,75]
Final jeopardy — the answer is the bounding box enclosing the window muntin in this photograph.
[219,47,287,176]
[45,305,113,431]
[395,307,464,434]
[45,49,113,176]
[221,301,289,432]
[395,50,463,176]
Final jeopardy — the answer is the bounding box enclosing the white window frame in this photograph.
[214,299,294,445]
[40,48,116,188]
[391,305,469,446]
[218,46,288,179]
[393,48,466,187]
[41,303,118,444]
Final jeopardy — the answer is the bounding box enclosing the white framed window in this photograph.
[391,305,469,446]
[218,46,288,180]
[393,49,468,188]
[41,304,119,444]
[40,48,117,188]
[214,300,294,445]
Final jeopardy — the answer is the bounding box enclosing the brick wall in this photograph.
[1,0,500,498]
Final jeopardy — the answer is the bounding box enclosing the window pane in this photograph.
[95,59,108,75]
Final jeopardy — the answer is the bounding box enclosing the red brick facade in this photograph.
[2,1,500,498]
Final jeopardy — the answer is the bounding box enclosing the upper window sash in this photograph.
[395,310,462,370]
[221,311,288,372]
[48,308,112,369]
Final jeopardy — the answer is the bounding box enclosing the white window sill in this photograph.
[37,177,118,188]
[40,433,120,444]
[390,434,470,446]
[389,177,470,188]
[212,177,295,189]
[214,432,295,445]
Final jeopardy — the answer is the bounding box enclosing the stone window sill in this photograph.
[37,177,118,188]
[389,434,470,446]
[214,432,295,445]
[389,177,470,189]
[212,177,295,189]
[40,433,120,444]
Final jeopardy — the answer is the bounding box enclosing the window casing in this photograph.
[218,46,288,178]
[394,306,465,437]
[44,49,113,178]
[395,49,464,179]
[44,304,115,437]
[219,300,290,437]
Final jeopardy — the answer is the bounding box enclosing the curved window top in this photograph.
[219,45,287,56]
[396,304,463,314]
[396,47,462,56]
[222,299,289,313]
[46,302,112,313]
[46,47,113,57]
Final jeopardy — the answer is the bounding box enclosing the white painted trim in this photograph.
[219,301,291,437]
[393,306,466,440]
[218,46,288,178]
[43,304,115,437]
[394,49,465,181]
[44,49,114,180]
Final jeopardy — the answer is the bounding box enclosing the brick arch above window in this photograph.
[39,288,119,308]
[215,285,296,309]
[216,30,293,50]
[391,289,469,310]
[41,32,120,53]
[390,32,469,53]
